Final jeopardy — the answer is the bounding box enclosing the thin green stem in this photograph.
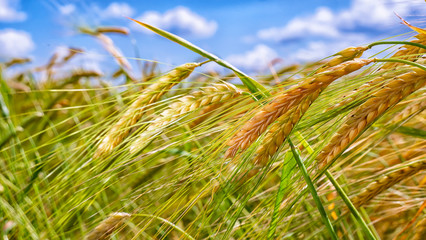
[133,213,195,240]
[129,18,270,100]
[288,138,338,240]
[375,58,426,71]
[368,41,426,50]
[325,170,378,240]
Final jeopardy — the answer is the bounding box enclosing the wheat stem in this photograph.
[288,138,338,240]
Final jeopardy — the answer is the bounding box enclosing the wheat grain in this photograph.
[225,58,375,159]
[94,63,200,158]
[350,159,426,208]
[318,69,426,168]
[85,212,130,240]
[129,83,243,153]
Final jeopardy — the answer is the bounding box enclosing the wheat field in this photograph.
[0,12,425,240]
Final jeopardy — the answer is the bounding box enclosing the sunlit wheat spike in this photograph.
[85,212,131,240]
[94,62,200,158]
[350,159,426,208]
[129,82,243,153]
[225,58,375,159]
[389,98,426,124]
[317,46,368,73]
[253,95,314,165]
[326,65,411,111]
[318,69,426,168]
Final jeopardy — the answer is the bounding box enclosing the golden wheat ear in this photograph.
[350,159,426,209]
[129,82,243,153]
[225,58,375,160]
[85,212,130,240]
[318,66,426,168]
[94,62,201,158]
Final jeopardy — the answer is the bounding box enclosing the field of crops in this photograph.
[0,9,425,240]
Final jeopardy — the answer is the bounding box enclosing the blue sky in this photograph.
[0,0,425,77]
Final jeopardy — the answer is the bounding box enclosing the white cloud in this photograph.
[258,7,340,41]
[0,29,34,60]
[0,0,26,22]
[226,44,278,72]
[58,4,76,16]
[133,6,217,38]
[257,0,423,42]
[103,2,134,18]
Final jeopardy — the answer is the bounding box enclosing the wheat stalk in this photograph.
[225,58,375,159]
[94,63,200,158]
[318,67,426,168]
[85,212,130,240]
[129,82,243,153]
[350,159,426,208]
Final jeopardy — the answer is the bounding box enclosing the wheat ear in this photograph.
[389,98,426,124]
[318,69,426,168]
[317,46,368,73]
[225,58,375,159]
[129,83,243,153]
[328,35,425,111]
[85,212,130,240]
[350,159,426,208]
[94,63,200,158]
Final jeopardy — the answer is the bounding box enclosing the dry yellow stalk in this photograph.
[350,159,426,208]
[94,63,200,158]
[225,58,375,159]
[318,70,426,168]
[129,83,243,153]
[413,217,426,240]
[85,212,130,240]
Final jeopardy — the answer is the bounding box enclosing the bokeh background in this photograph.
[1,0,425,76]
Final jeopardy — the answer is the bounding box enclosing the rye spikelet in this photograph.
[225,58,375,159]
[94,63,200,158]
[129,83,243,153]
[351,159,426,208]
[318,68,426,168]
[85,212,131,240]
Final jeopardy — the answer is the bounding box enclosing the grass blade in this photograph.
[128,18,270,99]
[288,137,338,240]
[325,171,378,240]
